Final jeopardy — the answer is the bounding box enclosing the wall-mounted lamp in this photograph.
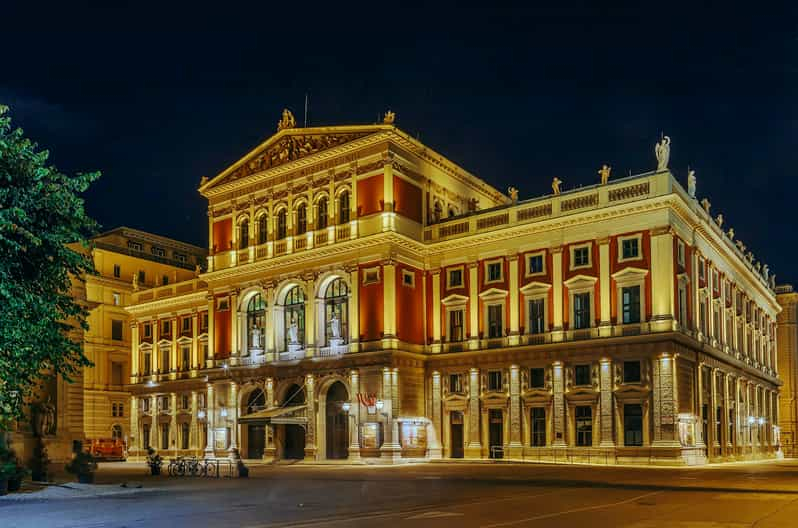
[220,407,228,417]
[376,400,384,411]
[748,416,755,425]
[197,410,206,419]
[342,402,351,412]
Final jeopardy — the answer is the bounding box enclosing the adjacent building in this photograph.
[82,228,206,445]
[126,111,781,465]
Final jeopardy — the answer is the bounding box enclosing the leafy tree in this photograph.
[0,104,99,431]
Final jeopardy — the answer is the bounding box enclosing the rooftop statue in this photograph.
[551,177,562,196]
[277,108,296,131]
[655,136,671,171]
[715,214,724,227]
[687,168,696,198]
[508,186,519,204]
[727,228,735,240]
[598,164,611,185]
[383,110,396,124]
[770,274,777,290]
[762,264,770,281]
[701,198,711,213]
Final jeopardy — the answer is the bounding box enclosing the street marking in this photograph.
[406,511,465,519]
[480,490,665,527]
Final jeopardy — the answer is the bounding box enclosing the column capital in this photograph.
[597,236,611,245]
[550,245,564,254]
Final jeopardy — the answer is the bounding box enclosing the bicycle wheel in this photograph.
[176,462,186,477]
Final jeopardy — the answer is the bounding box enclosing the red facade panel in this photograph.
[393,176,423,223]
[358,263,384,342]
[212,218,232,254]
[357,175,384,217]
[395,264,424,344]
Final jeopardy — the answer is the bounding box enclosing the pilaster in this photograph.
[229,383,239,457]
[650,227,675,333]
[508,365,523,457]
[348,370,361,460]
[598,238,612,336]
[552,362,566,447]
[428,371,443,459]
[383,262,397,345]
[348,268,359,352]
[599,358,615,447]
[304,374,317,459]
[131,322,139,380]
[204,384,215,458]
[465,367,483,457]
[432,270,442,350]
[468,262,479,349]
[651,354,680,447]
[551,247,564,342]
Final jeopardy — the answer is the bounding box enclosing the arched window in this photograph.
[324,278,349,345]
[317,198,328,229]
[338,191,350,224]
[239,219,249,249]
[257,215,268,244]
[284,286,305,349]
[296,203,307,235]
[276,209,287,240]
[111,424,123,440]
[247,293,266,350]
[246,388,266,414]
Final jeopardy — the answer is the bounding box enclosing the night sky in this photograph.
[3,5,797,283]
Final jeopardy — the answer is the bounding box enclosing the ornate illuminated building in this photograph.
[126,111,781,465]
[777,284,798,457]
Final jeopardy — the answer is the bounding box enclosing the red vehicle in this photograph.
[89,438,126,461]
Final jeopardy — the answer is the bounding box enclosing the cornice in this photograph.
[126,290,208,316]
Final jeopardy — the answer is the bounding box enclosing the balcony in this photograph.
[131,278,206,305]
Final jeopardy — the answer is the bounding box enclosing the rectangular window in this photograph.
[531,408,546,446]
[111,319,123,341]
[143,352,151,375]
[449,373,464,393]
[575,406,593,447]
[677,241,685,268]
[574,364,591,386]
[181,422,190,450]
[678,283,688,327]
[317,201,328,230]
[161,350,170,373]
[141,397,150,412]
[113,264,121,278]
[181,317,191,333]
[448,269,463,288]
[699,259,706,281]
[128,241,142,251]
[111,362,123,385]
[488,370,503,391]
[202,344,208,366]
[527,254,544,275]
[573,292,591,330]
[151,246,165,257]
[529,368,545,389]
[402,270,415,287]
[528,298,545,335]
[118,402,124,417]
[181,394,190,409]
[449,309,464,342]
[201,313,209,332]
[112,292,121,306]
[138,270,146,285]
[487,304,503,338]
[112,403,117,417]
[623,404,643,446]
[161,395,170,411]
[339,193,350,224]
[175,253,187,263]
[143,323,152,338]
[162,275,169,286]
[621,238,639,260]
[573,246,590,267]
[142,424,151,449]
[621,285,641,324]
[487,262,502,282]
[162,320,171,335]
[181,346,190,371]
[623,361,641,383]
[161,424,170,450]
[297,206,307,234]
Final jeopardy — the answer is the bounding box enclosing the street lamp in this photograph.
[341,402,351,412]
[197,410,206,419]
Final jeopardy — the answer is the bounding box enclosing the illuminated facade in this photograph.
[83,228,205,445]
[127,112,780,465]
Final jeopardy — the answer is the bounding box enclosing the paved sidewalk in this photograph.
[0,482,155,502]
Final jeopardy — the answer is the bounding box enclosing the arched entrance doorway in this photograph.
[281,383,306,460]
[245,388,266,459]
[326,381,349,460]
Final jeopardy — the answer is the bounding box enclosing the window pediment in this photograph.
[177,336,192,345]
[157,339,172,347]
[442,294,469,306]
[611,267,649,282]
[520,281,552,296]
[563,274,597,292]
[478,287,509,301]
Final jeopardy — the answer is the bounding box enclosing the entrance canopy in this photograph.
[238,405,308,425]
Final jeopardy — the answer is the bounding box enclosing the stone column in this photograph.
[382,152,395,216]
[152,319,160,376]
[432,269,442,350]
[508,365,523,457]
[207,295,215,366]
[131,322,139,380]
[305,278,316,357]
[551,247,564,342]
[598,238,612,337]
[380,367,401,461]
[230,291,239,359]
[465,367,483,457]
[150,395,158,451]
[468,262,479,349]
[383,262,397,346]
[652,354,679,447]
[170,393,178,455]
[348,268,359,352]
[229,383,239,457]
[348,370,361,460]
[650,227,675,333]
[190,391,198,451]
[191,312,199,369]
[599,358,615,447]
[696,363,705,448]
[508,257,520,345]
[204,384,215,458]
[721,372,730,456]
[130,396,139,455]
[428,371,443,459]
[708,368,718,457]
[552,362,567,447]
[304,374,317,459]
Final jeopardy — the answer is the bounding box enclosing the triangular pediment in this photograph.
[200,124,387,193]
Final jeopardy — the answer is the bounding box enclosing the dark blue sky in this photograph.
[2,4,797,283]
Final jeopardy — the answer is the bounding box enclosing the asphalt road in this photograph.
[3,460,798,527]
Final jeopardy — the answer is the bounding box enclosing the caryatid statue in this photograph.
[330,313,341,339]
[655,136,671,171]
